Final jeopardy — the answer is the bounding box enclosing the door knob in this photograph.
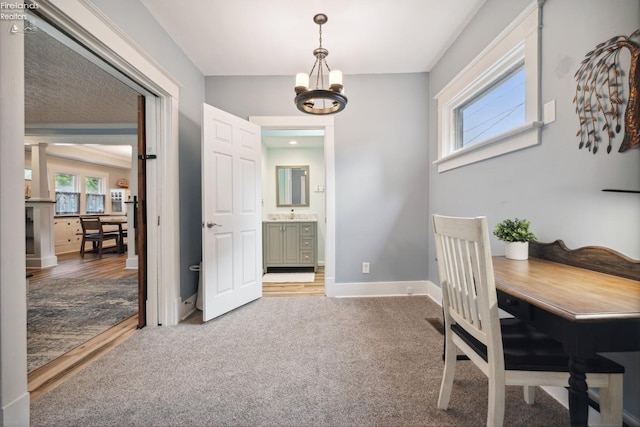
[206,221,221,228]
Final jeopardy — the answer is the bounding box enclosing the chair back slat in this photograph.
[80,216,103,235]
[433,215,501,349]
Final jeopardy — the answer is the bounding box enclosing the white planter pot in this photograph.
[504,241,529,260]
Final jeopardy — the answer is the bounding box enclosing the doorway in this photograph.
[23,15,144,375]
[1,3,182,422]
[250,116,336,297]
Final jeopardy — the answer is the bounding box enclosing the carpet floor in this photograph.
[28,278,138,372]
[30,296,570,426]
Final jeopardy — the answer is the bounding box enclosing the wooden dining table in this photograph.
[492,255,640,426]
[101,218,128,254]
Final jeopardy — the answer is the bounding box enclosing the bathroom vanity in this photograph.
[263,219,317,273]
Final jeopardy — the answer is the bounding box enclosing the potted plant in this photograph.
[493,218,537,260]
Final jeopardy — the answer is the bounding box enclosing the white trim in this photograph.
[30,0,182,328]
[427,280,443,305]
[435,0,543,172]
[332,280,431,298]
[1,16,29,426]
[435,122,542,172]
[125,258,139,270]
[180,293,197,321]
[45,0,180,98]
[249,116,336,297]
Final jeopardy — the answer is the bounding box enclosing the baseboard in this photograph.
[427,280,442,304]
[331,280,431,298]
[1,391,30,426]
[179,293,197,321]
[125,257,138,270]
[25,255,57,269]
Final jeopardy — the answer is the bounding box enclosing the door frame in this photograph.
[249,116,336,296]
[2,2,181,422]
[27,0,182,327]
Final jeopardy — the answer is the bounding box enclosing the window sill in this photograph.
[434,121,543,173]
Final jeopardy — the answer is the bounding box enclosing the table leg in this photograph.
[568,356,589,426]
[117,224,124,253]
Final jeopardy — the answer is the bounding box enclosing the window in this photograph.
[457,65,525,148]
[85,176,105,214]
[434,1,542,172]
[55,172,80,215]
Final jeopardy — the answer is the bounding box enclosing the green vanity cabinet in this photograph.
[263,221,317,273]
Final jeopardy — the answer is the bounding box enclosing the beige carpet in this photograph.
[30,296,570,426]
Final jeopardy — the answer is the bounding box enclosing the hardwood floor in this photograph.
[27,251,137,282]
[262,267,325,297]
[27,251,138,401]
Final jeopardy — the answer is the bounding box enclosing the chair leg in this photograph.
[98,241,103,258]
[598,374,623,427]
[523,386,535,405]
[80,238,86,258]
[438,333,457,410]
[487,373,506,427]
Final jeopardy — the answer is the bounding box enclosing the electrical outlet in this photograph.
[362,262,370,274]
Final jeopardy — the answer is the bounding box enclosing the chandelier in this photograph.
[294,14,347,115]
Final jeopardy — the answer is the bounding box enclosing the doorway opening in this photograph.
[260,128,326,297]
[250,116,336,298]
[23,11,147,387]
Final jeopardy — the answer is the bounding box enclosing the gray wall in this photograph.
[91,0,205,300]
[206,73,430,284]
[428,0,640,417]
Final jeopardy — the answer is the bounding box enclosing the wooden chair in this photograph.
[432,215,624,427]
[79,216,120,258]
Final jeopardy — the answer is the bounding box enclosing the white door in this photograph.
[202,103,262,322]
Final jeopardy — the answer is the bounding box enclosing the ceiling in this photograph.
[24,18,139,166]
[141,0,485,76]
[24,21,139,125]
[23,1,485,157]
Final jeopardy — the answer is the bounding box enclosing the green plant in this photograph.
[493,218,537,242]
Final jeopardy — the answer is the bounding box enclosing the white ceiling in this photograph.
[141,0,485,76]
[23,1,486,161]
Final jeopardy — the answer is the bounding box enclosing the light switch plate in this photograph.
[544,100,556,124]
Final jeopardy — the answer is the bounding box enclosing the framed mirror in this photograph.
[276,165,309,207]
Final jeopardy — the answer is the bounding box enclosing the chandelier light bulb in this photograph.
[295,73,309,93]
[329,70,343,90]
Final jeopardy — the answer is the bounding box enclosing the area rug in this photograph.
[262,272,315,283]
[27,278,138,372]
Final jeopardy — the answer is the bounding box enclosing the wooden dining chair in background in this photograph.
[79,216,120,258]
[432,214,624,427]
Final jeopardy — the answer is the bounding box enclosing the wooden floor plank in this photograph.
[262,267,325,297]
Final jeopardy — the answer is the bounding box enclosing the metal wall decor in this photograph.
[573,30,640,154]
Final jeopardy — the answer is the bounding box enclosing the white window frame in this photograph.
[53,171,81,215]
[434,1,543,173]
[84,175,106,214]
